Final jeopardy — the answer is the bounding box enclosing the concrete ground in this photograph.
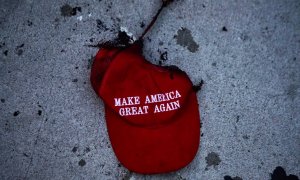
[0,0,299,179]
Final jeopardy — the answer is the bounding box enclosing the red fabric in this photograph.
[90,43,201,174]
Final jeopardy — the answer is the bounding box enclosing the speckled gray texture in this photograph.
[0,0,299,179]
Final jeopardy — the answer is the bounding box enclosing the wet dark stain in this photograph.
[13,111,20,116]
[72,147,78,153]
[60,4,82,17]
[158,60,162,66]
[212,62,217,67]
[205,152,221,167]
[96,19,109,32]
[38,110,42,116]
[116,30,134,46]
[72,79,78,82]
[271,166,299,180]
[192,80,204,92]
[1,99,5,103]
[27,20,33,26]
[242,135,249,140]
[75,66,79,69]
[222,26,228,32]
[78,159,86,166]
[85,147,90,153]
[224,176,243,180]
[236,115,240,123]
[140,22,145,28]
[89,29,134,49]
[3,50,8,56]
[160,51,168,61]
[175,28,199,52]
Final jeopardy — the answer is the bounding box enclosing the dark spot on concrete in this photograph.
[16,44,24,56]
[193,80,204,92]
[205,152,221,167]
[212,62,217,67]
[159,60,162,66]
[159,41,163,46]
[72,79,78,82]
[60,4,81,17]
[13,111,20,116]
[23,153,29,157]
[117,30,133,46]
[202,4,206,8]
[271,166,299,180]
[27,20,33,26]
[72,147,78,153]
[17,44,24,48]
[17,49,23,56]
[160,51,168,61]
[236,115,240,123]
[175,28,199,52]
[38,110,42,116]
[78,159,86,166]
[222,26,228,32]
[85,147,90,153]
[3,50,8,56]
[1,99,5,103]
[242,135,249,140]
[201,133,204,137]
[96,19,109,32]
[75,66,78,69]
[140,22,145,28]
[89,38,94,43]
[224,176,243,180]
[61,49,65,52]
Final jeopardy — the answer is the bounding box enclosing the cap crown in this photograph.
[98,46,193,127]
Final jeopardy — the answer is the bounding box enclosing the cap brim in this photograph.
[105,91,200,174]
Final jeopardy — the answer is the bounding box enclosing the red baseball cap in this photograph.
[90,42,200,174]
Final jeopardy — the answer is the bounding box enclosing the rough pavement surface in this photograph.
[0,0,299,179]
